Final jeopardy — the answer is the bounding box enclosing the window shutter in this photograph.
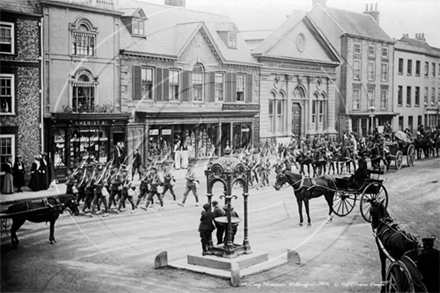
[246,74,253,103]
[204,72,210,102]
[209,72,215,102]
[163,68,169,102]
[156,68,163,101]
[182,70,191,102]
[133,66,141,100]
[225,73,233,102]
[231,73,237,102]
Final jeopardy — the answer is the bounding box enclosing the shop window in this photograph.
[380,89,387,109]
[381,63,388,81]
[215,73,224,101]
[406,86,411,106]
[54,128,66,167]
[416,61,421,76]
[236,73,245,102]
[169,70,180,100]
[397,86,402,106]
[353,89,360,110]
[0,74,14,115]
[141,67,153,100]
[233,123,252,151]
[415,87,420,106]
[69,127,109,165]
[0,22,14,54]
[0,134,14,175]
[72,70,96,113]
[192,63,204,101]
[353,60,361,80]
[70,20,97,57]
[368,61,375,81]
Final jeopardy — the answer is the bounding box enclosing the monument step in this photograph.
[187,251,268,271]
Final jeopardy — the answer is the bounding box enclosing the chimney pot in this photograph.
[370,3,373,11]
[365,3,369,11]
[375,3,378,11]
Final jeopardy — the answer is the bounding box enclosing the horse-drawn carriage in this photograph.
[383,130,416,170]
[332,169,388,222]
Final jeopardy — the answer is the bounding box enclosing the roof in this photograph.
[241,30,274,41]
[119,0,259,66]
[320,6,392,42]
[396,36,440,57]
[0,0,38,15]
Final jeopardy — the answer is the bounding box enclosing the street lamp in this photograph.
[369,106,376,133]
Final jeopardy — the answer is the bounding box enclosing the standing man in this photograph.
[198,203,215,256]
[13,155,25,192]
[132,148,142,180]
[178,163,199,207]
[212,201,225,245]
[39,153,49,190]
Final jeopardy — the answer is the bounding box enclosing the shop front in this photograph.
[47,113,131,182]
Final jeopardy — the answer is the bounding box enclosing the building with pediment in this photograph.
[119,1,261,161]
[243,11,341,143]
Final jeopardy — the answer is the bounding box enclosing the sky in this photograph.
[135,0,440,48]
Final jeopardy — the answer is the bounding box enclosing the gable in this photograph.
[264,19,338,64]
[178,28,222,67]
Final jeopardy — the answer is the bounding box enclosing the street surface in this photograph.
[1,158,439,293]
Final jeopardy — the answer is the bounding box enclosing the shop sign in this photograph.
[79,129,99,132]
[241,128,250,132]
[149,129,159,135]
[162,129,172,135]
[279,63,321,71]
[75,120,107,126]
[222,104,260,111]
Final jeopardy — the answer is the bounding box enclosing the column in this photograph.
[326,77,337,135]
[217,122,222,157]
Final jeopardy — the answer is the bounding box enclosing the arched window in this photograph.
[268,91,286,134]
[192,63,204,101]
[71,69,97,113]
[312,92,327,133]
[293,86,305,99]
[70,19,97,56]
[268,92,276,133]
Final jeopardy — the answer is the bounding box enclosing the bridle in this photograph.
[278,172,304,192]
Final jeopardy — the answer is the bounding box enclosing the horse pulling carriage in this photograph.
[383,130,416,170]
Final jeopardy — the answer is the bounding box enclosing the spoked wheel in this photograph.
[332,191,356,217]
[406,144,415,167]
[385,261,415,293]
[360,183,388,222]
[395,151,403,170]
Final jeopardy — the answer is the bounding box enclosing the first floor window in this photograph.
[353,60,361,80]
[406,86,411,106]
[169,70,179,100]
[432,63,436,77]
[0,74,14,114]
[0,22,14,54]
[415,87,420,106]
[0,135,14,174]
[192,63,204,102]
[398,59,404,75]
[73,85,95,112]
[236,74,245,102]
[276,98,284,132]
[424,87,428,105]
[268,92,285,133]
[141,68,153,100]
[398,86,403,106]
[416,61,421,76]
[432,87,436,105]
[268,94,275,133]
[353,89,360,110]
[368,89,375,108]
[215,73,224,101]
[380,90,387,109]
[425,62,429,77]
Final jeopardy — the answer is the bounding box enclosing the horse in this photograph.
[6,193,78,248]
[273,170,336,226]
[311,148,327,176]
[295,150,313,177]
[338,146,357,174]
[369,200,440,293]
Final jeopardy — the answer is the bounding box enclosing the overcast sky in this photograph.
[136,0,440,48]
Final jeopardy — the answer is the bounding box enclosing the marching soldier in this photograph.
[162,166,176,202]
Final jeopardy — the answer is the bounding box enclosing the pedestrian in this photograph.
[181,141,189,169]
[39,152,49,190]
[13,155,25,193]
[223,205,239,244]
[178,163,199,207]
[2,156,14,194]
[212,200,225,245]
[162,166,176,203]
[198,203,215,256]
[174,141,181,170]
[132,148,142,180]
[28,154,41,191]
[142,166,164,210]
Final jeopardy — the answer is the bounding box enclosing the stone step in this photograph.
[187,252,268,271]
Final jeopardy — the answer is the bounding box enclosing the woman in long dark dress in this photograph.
[1,157,14,194]
[28,155,41,191]
[13,155,26,192]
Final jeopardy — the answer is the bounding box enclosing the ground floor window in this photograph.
[0,134,14,175]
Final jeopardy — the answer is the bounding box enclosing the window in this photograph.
[438,64,440,78]
[312,93,318,126]
[215,73,224,101]
[192,63,204,102]
[141,68,153,100]
[228,33,237,48]
[368,61,375,81]
[381,63,388,81]
[276,93,285,133]
[408,116,413,132]
[353,89,361,110]
[424,62,429,77]
[269,92,285,134]
[380,89,387,109]
[0,135,14,175]
[424,87,428,105]
[236,74,245,101]
[71,23,96,56]
[432,63,436,77]
[368,89,375,108]
[268,93,275,133]
[353,60,361,80]
[406,86,411,106]
[416,61,421,76]
[133,19,144,36]
[169,70,180,100]
[398,59,404,75]
[72,72,96,112]
[397,85,402,106]
[418,116,422,128]
[432,87,436,105]
[407,60,412,75]
[368,45,375,56]
[381,46,388,58]
[354,43,361,54]
[0,74,14,114]
[0,22,14,54]
[398,116,403,131]
[415,87,420,106]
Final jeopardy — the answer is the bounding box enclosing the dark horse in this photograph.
[274,170,335,226]
[6,194,78,248]
[370,200,440,293]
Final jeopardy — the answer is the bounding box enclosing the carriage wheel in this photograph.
[360,183,388,222]
[332,191,356,217]
[406,144,415,167]
[385,261,415,293]
[395,151,403,170]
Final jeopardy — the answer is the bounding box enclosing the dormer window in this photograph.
[228,32,237,48]
[133,19,145,37]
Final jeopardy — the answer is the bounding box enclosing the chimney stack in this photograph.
[363,3,380,25]
[415,33,426,41]
[164,0,186,8]
[312,0,328,8]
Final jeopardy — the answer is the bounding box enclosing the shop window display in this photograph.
[54,128,66,167]
[69,127,108,165]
